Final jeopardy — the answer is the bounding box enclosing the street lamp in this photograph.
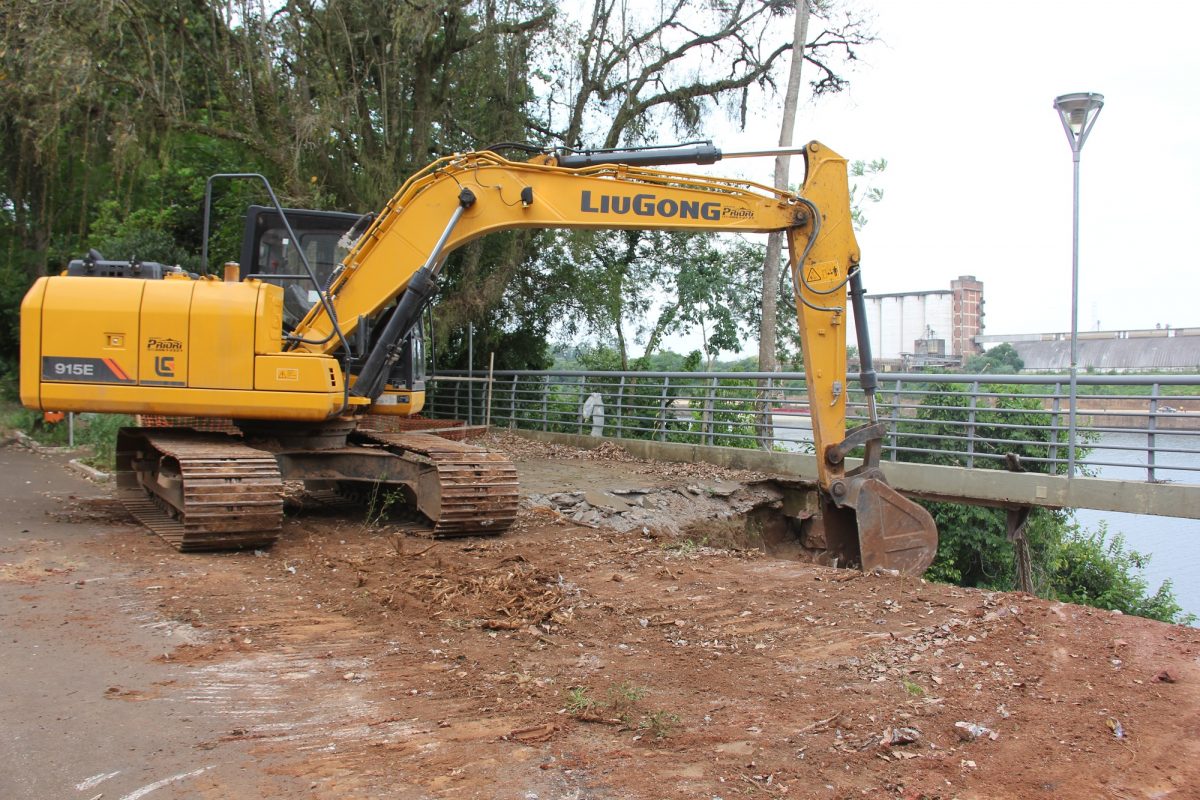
[1054,91,1104,477]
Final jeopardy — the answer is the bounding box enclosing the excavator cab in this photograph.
[239,205,364,328]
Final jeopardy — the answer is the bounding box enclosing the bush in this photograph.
[0,408,131,471]
[77,413,135,470]
[1048,524,1193,624]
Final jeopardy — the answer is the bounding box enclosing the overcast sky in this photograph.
[694,0,1200,341]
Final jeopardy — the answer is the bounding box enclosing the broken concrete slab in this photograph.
[583,489,633,513]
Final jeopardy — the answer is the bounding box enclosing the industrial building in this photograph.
[847,275,984,369]
[976,327,1200,373]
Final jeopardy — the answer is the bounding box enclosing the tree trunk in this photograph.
[757,0,809,450]
[759,0,810,374]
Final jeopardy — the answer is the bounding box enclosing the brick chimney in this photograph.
[950,275,984,357]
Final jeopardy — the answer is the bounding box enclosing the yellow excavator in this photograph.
[19,140,937,574]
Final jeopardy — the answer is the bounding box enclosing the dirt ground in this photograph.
[3,431,1200,799]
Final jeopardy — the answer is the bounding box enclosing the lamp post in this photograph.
[1053,91,1104,477]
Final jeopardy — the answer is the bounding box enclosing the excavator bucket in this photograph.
[837,474,938,576]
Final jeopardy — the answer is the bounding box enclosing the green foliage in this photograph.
[76,413,135,470]
[849,158,887,230]
[541,230,767,368]
[899,381,1190,624]
[565,686,598,715]
[564,681,677,738]
[88,201,203,271]
[1,406,68,444]
[639,709,680,740]
[964,343,1024,374]
[0,409,130,470]
[0,261,31,392]
[896,380,1065,471]
[1048,525,1193,624]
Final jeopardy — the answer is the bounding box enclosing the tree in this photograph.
[759,0,811,378]
[540,229,764,369]
[754,1,875,374]
[849,158,887,230]
[965,343,1024,374]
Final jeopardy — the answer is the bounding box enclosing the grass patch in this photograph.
[564,681,679,739]
[0,405,132,471]
[77,413,134,470]
[363,483,404,530]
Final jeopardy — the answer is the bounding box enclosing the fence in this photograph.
[424,370,1200,484]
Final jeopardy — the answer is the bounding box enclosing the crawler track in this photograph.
[352,430,519,537]
[115,428,284,551]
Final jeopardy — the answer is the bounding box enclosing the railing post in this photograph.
[541,375,549,431]
[704,377,717,446]
[1049,382,1062,474]
[577,376,586,435]
[966,380,979,469]
[757,376,775,451]
[1148,382,1159,482]
[658,377,671,442]
[765,376,775,451]
[889,378,902,461]
[508,374,518,428]
[616,375,626,439]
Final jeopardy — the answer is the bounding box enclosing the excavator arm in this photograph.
[289,141,936,574]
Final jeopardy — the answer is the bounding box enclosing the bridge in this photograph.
[422,369,1200,521]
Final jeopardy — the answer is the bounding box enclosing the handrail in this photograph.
[421,369,1200,485]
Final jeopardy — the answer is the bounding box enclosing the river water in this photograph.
[772,417,1200,622]
[1073,431,1200,623]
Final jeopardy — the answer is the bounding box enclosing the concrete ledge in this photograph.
[14,430,73,456]
[68,458,110,482]
[513,430,1200,520]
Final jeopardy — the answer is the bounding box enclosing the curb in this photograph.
[14,430,74,456]
[68,458,111,482]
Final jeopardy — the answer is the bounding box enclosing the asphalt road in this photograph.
[0,444,294,800]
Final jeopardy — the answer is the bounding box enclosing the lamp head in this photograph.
[1054,92,1104,151]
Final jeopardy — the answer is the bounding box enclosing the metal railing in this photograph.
[424,370,1200,484]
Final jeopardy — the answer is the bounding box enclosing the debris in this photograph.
[583,489,632,512]
[954,721,998,741]
[796,714,839,735]
[508,723,558,743]
[881,727,921,746]
[1107,717,1126,740]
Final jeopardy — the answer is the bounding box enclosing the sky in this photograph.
[664,0,1200,350]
